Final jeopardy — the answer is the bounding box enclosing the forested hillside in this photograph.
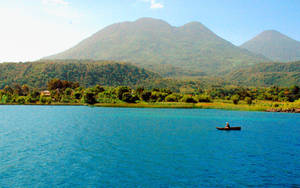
[0,60,160,88]
[226,61,300,86]
[0,59,299,90]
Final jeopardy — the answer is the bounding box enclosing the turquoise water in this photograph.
[0,106,299,187]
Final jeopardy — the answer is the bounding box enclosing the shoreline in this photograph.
[95,103,300,113]
[1,102,299,113]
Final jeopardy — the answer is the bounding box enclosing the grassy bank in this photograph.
[94,101,300,112]
[94,102,196,109]
[1,101,299,113]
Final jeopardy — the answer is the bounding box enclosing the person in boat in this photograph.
[225,122,230,128]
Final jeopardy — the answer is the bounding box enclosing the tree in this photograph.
[289,85,300,102]
[197,88,204,94]
[13,84,23,96]
[16,96,26,104]
[48,78,63,90]
[121,92,138,103]
[62,80,79,89]
[161,88,172,95]
[181,95,197,103]
[74,92,82,100]
[64,88,73,96]
[290,85,299,95]
[0,95,9,104]
[25,95,38,103]
[165,94,178,102]
[245,97,252,105]
[197,94,211,102]
[135,87,144,96]
[94,85,105,94]
[152,88,160,92]
[115,86,131,100]
[4,85,13,94]
[149,91,168,102]
[141,91,151,102]
[40,96,52,104]
[48,79,79,91]
[30,89,40,98]
[22,85,30,96]
[231,95,240,105]
[83,91,96,104]
[60,96,71,103]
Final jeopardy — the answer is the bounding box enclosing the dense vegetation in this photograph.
[0,60,299,91]
[1,79,299,112]
[225,61,300,86]
[0,60,159,89]
[46,18,268,75]
[241,30,300,62]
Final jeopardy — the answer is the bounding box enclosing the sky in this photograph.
[0,0,300,62]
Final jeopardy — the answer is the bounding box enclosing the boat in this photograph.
[216,127,241,131]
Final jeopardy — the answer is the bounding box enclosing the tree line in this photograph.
[0,79,299,105]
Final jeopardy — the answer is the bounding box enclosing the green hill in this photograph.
[0,60,298,90]
[241,30,300,62]
[0,60,160,89]
[45,18,268,75]
[226,61,300,86]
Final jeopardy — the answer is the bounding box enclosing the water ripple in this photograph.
[0,106,299,187]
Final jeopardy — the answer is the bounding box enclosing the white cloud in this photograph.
[150,0,164,9]
[42,0,69,6]
[142,0,164,9]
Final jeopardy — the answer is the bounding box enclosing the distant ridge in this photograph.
[241,30,300,62]
[45,17,268,75]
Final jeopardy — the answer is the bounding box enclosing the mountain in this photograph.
[226,61,300,86]
[45,18,268,75]
[0,60,160,88]
[241,30,300,62]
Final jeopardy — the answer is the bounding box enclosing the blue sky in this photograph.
[0,0,300,62]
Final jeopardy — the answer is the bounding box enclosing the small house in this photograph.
[41,90,51,97]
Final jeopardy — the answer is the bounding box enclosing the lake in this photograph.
[0,106,299,187]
